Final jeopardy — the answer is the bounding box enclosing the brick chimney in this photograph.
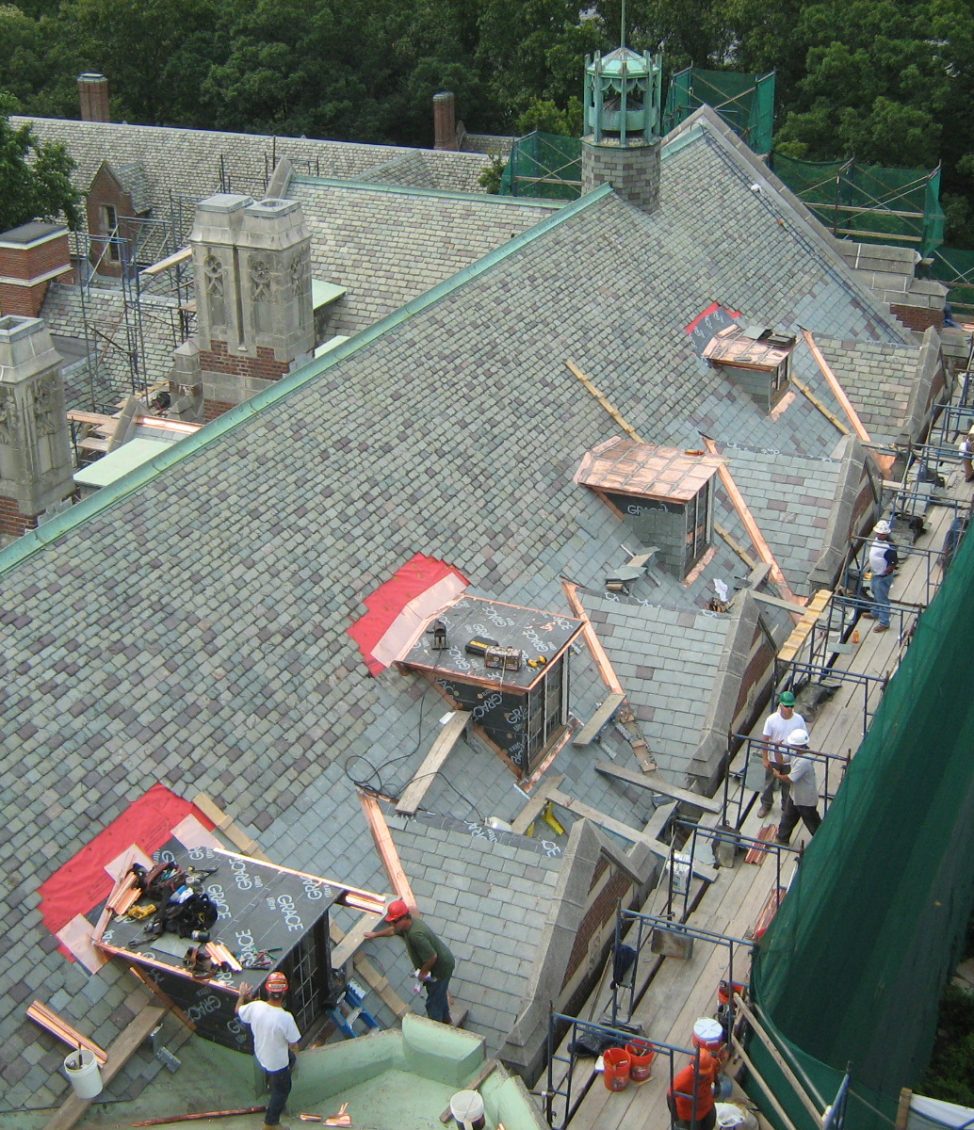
[433,92,458,151]
[78,73,110,122]
[0,222,72,317]
[0,315,74,539]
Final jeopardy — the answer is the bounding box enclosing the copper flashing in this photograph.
[575,436,723,503]
[700,435,804,609]
[704,323,796,370]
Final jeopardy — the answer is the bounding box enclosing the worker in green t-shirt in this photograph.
[365,900,455,1024]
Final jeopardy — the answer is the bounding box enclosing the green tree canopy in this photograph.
[0,98,82,232]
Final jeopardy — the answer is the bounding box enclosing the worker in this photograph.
[365,899,455,1024]
[667,1046,728,1130]
[868,520,898,634]
[235,971,301,1130]
[757,690,806,819]
[772,728,822,845]
[960,426,974,483]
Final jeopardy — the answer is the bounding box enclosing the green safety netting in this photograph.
[771,154,946,257]
[499,131,581,200]
[749,525,974,1130]
[930,247,974,320]
[662,67,775,155]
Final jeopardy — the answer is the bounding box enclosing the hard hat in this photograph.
[384,898,410,923]
[777,691,796,707]
[787,728,810,746]
[264,971,288,996]
[873,519,892,535]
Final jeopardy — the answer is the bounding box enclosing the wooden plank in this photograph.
[574,693,626,746]
[594,761,721,815]
[510,774,563,835]
[140,245,192,276]
[330,912,377,970]
[547,788,718,883]
[396,711,470,815]
[733,994,825,1120]
[43,1004,165,1130]
[730,1035,802,1130]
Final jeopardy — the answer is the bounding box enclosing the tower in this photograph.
[581,46,663,213]
[0,315,74,539]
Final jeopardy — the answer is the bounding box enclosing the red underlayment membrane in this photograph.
[684,300,742,354]
[39,782,218,970]
[349,552,468,676]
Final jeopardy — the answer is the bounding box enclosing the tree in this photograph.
[0,99,82,232]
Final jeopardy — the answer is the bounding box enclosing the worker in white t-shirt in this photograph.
[236,971,301,1130]
[758,690,807,819]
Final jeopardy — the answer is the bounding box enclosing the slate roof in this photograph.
[15,116,493,235]
[811,334,921,444]
[714,442,845,597]
[582,595,736,776]
[0,110,928,1110]
[290,178,559,337]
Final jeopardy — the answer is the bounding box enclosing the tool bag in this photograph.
[163,891,218,939]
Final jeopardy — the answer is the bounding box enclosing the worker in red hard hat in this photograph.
[365,899,456,1025]
[667,1046,729,1130]
[235,971,301,1130]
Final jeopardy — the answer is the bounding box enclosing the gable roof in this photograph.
[15,116,494,232]
[0,106,934,1111]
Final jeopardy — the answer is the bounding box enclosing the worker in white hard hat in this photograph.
[772,729,822,846]
[867,520,898,634]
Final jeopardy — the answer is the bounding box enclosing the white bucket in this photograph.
[692,1017,724,1050]
[715,1103,758,1130]
[63,1048,103,1099]
[450,1089,486,1130]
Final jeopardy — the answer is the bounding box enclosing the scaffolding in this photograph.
[499,131,582,200]
[662,68,775,155]
[770,154,945,257]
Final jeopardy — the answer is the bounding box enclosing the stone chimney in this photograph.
[0,222,72,317]
[433,92,458,151]
[189,194,313,415]
[0,315,74,539]
[78,73,110,122]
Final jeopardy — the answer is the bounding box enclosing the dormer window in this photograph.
[399,595,582,778]
[704,324,797,411]
[576,438,722,579]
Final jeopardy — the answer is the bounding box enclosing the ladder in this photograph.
[329,980,381,1039]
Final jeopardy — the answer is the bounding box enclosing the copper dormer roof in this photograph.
[575,437,723,502]
[703,323,796,370]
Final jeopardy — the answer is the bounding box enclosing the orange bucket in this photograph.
[626,1040,656,1083]
[602,1046,631,1091]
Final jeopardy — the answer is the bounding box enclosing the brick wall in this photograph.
[200,340,290,381]
[0,496,36,539]
[890,304,943,335]
[204,399,235,422]
[85,167,139,279]
[561,858,632,989]
[0,230,72,317]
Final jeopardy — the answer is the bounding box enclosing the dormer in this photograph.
[576,438,722,579]
[704,323,797,411]
[399,594,582,779]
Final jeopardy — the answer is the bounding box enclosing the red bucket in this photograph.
[602,1046,631,1092]
[626,1040,656,1083]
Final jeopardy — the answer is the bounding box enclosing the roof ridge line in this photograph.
[0,185,613,577]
